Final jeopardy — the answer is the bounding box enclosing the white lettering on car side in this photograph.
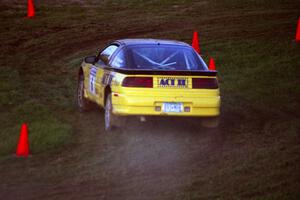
[89,66,97,94]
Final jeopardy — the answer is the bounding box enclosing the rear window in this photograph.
[125,45,207,70]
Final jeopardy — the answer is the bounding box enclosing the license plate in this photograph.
[162,103,183,113]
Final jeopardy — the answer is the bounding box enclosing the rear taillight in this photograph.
[192,78,218,89]
[122,77,153,88]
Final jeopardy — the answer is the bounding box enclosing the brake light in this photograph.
[122,77,153,88]
[192,78,218,89]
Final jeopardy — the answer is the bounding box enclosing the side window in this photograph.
[101,45,118,59]
[97,45,118,65]
[111,49,126,68]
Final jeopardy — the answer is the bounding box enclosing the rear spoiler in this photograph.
[111,68,217,76]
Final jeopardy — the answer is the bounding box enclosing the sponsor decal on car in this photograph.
[102,72,115,85]
[157,77,188,88]
[89,66,98,94]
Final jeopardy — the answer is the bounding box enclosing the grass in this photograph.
[0,0,299,199]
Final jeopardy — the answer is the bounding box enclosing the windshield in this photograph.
[125,45,207,70]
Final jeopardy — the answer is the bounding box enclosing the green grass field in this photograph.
[0,0,300,199]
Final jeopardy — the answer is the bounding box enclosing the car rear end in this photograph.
[110,41,220,118]
[112,72,220,117]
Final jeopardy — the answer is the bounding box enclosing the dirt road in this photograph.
[2,109,299,199]
[1,111,229,199]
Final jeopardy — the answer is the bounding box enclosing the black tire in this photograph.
[77,75,92,112]
[104,94,125,131]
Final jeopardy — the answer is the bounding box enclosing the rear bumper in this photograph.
[112,92,220,117]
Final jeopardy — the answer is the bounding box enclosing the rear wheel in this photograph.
[104,94,113,131]
[77,75,92,112]
[201,117,220,128]
[104,94,125,131]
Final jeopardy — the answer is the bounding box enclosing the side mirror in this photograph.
[84,55,97,64]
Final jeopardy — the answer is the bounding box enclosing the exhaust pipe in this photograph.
[139,116,146,122]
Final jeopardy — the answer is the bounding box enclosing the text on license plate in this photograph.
[162,103,183,113]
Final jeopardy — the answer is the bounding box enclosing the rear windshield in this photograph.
[125,45,208,70]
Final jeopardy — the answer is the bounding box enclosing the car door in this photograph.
[88,44,119,106]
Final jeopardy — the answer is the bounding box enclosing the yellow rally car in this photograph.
[77,39,220,131]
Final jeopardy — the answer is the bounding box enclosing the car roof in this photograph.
[114,38,190,47]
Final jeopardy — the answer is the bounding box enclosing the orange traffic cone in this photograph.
[16,123,30,157]
[296,17,300,42]
[192,31,200,53]
[209,57,216,70]
[27,0,35,18]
